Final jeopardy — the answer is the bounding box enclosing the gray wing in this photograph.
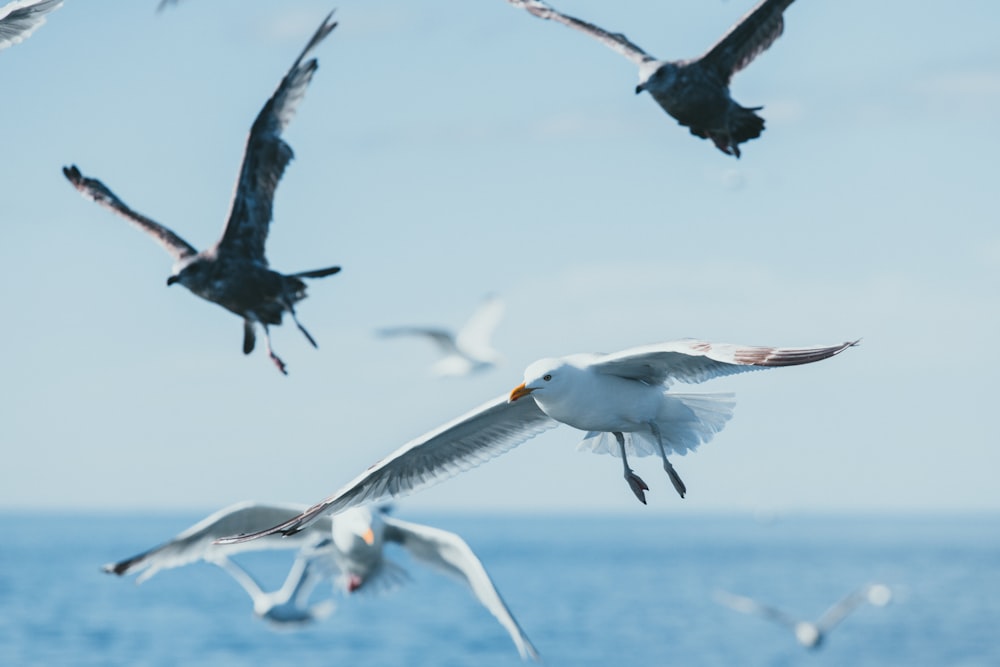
[216,395,559,544]
[505,0,653,66]
[698,0,795,82]
[63,165,198,263]
[816,584,891,632]
[455,295,505,360]
[383,516,539,661]
[714,590,800,629]
[592,339,858,387]
[376,327,460,356]
[213,13,337,263]
[103,501,333,583]
[0,0,62,50]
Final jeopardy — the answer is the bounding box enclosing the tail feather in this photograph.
[292,266,341,279]
[728,105,765,144]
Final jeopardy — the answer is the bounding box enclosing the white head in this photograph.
[508,357,570,403]
[794,622,822,649]
[331,507,382,593]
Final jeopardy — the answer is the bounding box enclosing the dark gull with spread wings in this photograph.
[0,0,62,50]
[217,338,856,543]
[505,0,797,157]
[63,12,339,374]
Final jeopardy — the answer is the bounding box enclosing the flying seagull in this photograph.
[63,12,340,375]
[103,501,338,626]
[317,506,539,660]
[377,294,506,377]
[105,501,536,658]
[715,584,893,649]
[210,548,337,627]
[0,0,62,50]
[504,0,796,157]
[216,337,857,543]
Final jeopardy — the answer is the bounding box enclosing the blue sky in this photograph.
[2,0,998,514]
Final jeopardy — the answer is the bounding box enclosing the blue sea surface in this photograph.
[0,512,997,667]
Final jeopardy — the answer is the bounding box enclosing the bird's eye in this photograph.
[543,374,552,381]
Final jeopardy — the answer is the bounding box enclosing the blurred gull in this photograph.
[103,501,337,626]
[504,0,797,157]
[63,12,340,375]
[320,506,538,661]
[0,0,61,50]
[715,584,893,649]
[216,338,857,540]
[210,549,337,627]
[377,295,506,377]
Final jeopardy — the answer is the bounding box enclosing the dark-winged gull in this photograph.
[715,584,893,649]
[63,12,339,374]
[0,0,62,50]
[216,338,857,542]
[376,294,506,377]
[505,0,796,157]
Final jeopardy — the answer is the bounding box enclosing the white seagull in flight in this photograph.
[217,337,857,542]
[377,294,506,377]
[63,12,340,375]
[715,583,893,649]
[105,502,537,658]
[320,506,539,660]
[504,0,797,157]
[0,0,62,50]
[103,501,338,626]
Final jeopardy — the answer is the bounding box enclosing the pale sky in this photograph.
[3,0,998,515]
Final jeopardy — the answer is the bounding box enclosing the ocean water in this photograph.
[1,512,998,667]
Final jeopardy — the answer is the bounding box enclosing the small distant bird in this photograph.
[714,584,893,649]
[215,338,857,544]
[377,295,506,377]
[505,0,796,157]
[0,0,62,50]
[63,12,340,375]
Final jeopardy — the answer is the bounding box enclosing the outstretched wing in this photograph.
[383,516,539,661]
[376,327,460,356]
[63,164,198,262]
[714,590,800,629]
[816,583,892,633]
[505,0,653,66]
[699,0,795,82]
[592,339,858,387]
[456,294,505,360]
[216,395,558,544]
[0,0,62,50]
[102,501,333,583]
[214,13,337,263]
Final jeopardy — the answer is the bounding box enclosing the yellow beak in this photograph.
[362,527,375,545]
[508,382,534,402]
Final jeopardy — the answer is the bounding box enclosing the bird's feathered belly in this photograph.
[650,67,734,132]
[536,377,663,433]
[192,265,307,324]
